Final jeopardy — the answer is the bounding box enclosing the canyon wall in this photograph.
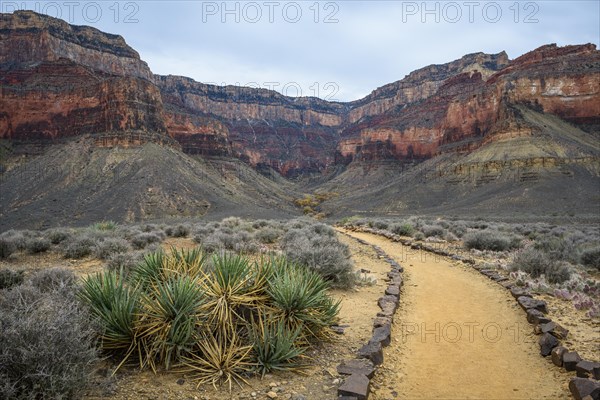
[1,11,599,177]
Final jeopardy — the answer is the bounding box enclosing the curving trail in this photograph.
[342,230,571,400]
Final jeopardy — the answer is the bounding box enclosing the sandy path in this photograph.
[342,230,571,400]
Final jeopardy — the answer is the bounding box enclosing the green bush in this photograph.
[464,230,519,252]
[64,237,96,259]
[422,225,446,238]
[390,223,414,237]
[25,237,51,254]
[0,238,16,259]
[511,248,571,284]
[91,220,117,231]
[254,227,283,244]
[95,238,131,260]
[165,224,191,238]
[45,228,72,244]
[0,269,24,290]
[282,228,355,289]
[580,247,600,270]
[29,268,77,293]
[131,232,163,249]
[0,279,98,399]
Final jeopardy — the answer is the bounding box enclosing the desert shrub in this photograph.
[464,230,520,252]
[372,220,389,230]
[131,232,163,249]
[91,220,117,231]
[534,235,579,264]
[25,237,51,254]
[64,236,96,259]
[282,228,354,289]
[192,225,216,244]
[0,280,98,399]
[444,231,458,242]
[0,238,17,259]
[94,238,131,260]
[45,228,72,244]
[221,216,243,229]
[165,224,191,238]
[449,222,468,238]
[580,247,600,270]
[254,227,284,244]
[29,268,77,293]
[0,269,24,290]
[422,225,446,238]
[201,230,258,253]
[106,251,144,275]
[511,247,571,284]
[0,231,27,251]
[390,222,414,237]
[413,231,425,241]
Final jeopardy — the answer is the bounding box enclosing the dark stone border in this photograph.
[342,227,600,400]
[336,234,404,400]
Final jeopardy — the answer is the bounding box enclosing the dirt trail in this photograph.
[342,230,571,400]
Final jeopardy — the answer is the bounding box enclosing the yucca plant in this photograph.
[199,253,269,334]
[131,250,167,289]
[250,313,306,377]
[169,247,207,278]
[181,329,253,391]
[79,270,141,370]
[137,275,206,372]
[267,261,340,341]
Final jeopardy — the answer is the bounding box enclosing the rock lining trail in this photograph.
[342,230,571,400]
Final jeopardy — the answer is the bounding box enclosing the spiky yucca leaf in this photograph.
[200,253,268,333]
[169,247,207,278]
[132,250,167,288]
[181,330,253,391]
[267,262,340,340]
[137,275,205,371]
[79,271,141,369]
[250,313,306,377]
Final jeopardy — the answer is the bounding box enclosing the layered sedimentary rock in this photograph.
[0,11,172,148]
[154,74,346,175]
[337,44,600,163]
[1,11,599,177]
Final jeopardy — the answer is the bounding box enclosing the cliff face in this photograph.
[155,75,345,175]
[337,44,600,162]
[0,11,171,147]
[1,11,598,178]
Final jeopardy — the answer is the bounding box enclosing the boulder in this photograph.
[564,351,582,371]
[551,346,567,367]
[569,377,600,400]
[539,333,560,356]
[510,287,531,299]
[338,373,370,400]
[540,321,569,339]
[518,296,548,314]
[337,359,376,379]
[369,324,392,347]
[357,342,384,365]
[576,360,600,379]
[527,309,552,325]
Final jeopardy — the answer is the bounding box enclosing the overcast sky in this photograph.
[4,1,599,101]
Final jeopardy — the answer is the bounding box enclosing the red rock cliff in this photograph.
[0,11,171,147]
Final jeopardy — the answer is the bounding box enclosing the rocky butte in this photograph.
[0,11,599,227]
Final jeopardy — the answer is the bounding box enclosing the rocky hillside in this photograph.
[0,11,598,228]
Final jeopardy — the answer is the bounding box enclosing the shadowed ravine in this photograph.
[342,230,571,399]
